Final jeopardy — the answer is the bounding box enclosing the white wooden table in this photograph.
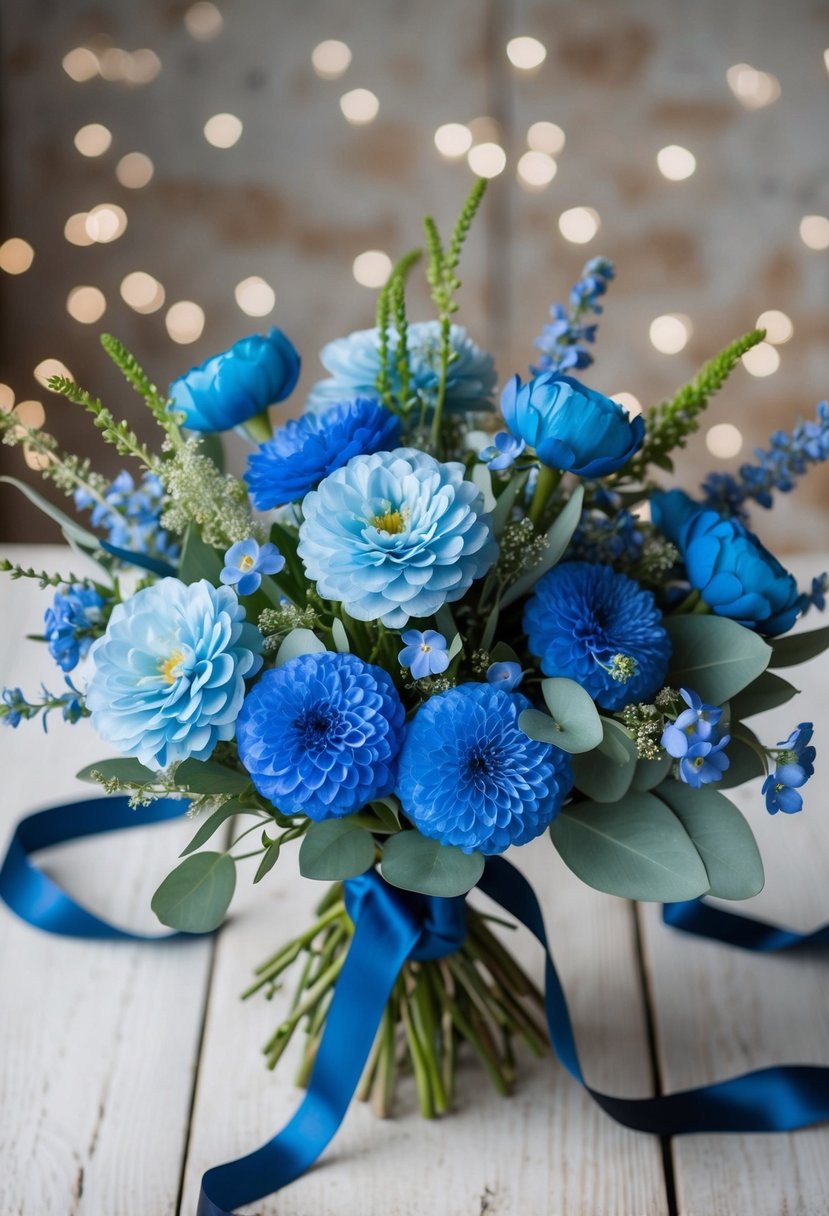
[1,545,827,1216]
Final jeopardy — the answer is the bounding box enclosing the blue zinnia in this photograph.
[86,578,262,771]
[397,683,573,855]
[306,322,497,415]
[236,651,405,820]
[245,398,400,509]
[524,562,671,711]
[44,585,106,672]
[298,448,498,629]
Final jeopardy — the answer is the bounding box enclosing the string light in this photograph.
[84,204,127,244]
[741,342,780,377]
[352,250,391,287]
[66,286,106,324]
[120,272,165,314]
[467,142,506,178]
[74,123,112,157]
[0,238,34,274]
[656,145,696,181]
[799,215,829,250]
[33,359,72,388]
[517,150,557,190]
[526,121,565,155]
[558,207,600,244]
[706,423,744,458]
[506,36,547,70]
[434,123,473,159]
[756,310,793,345]
[235,276,276,316]
[312,40,352,79]
[649,314,691,354]
[116,152,154,188]
[726,63,780,109]
[204,113,243,148]
[339,88,379,124]
[165,301,205,344]
[184,2,224,41]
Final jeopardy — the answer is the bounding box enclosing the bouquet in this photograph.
[2,179,828,1198]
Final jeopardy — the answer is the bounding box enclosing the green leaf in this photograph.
[299,819,376,880]
[275,627,327,666]
[490,470,528,537]
[197,432,225,474]
[151,852,236,932]
[549,792,710,902]
[268,521,307,607]
[470,462,496,511]
[664,615,771,704]
[381,832,484,897]
[490,641,520,665]
[719,723,767,788]
[175,758,250,796]
[331,618,350,653]
[253,840,281,884]
[769,624,829,668]
[631,752,673,792]
[178,524,223,584]
[525,676,604,754]
[0,475,101,551]
[180,799,243,856]
[447,632,464,661]
[729,670,799,719]
[656,779,764,900]
[571,718,637,802]
[76,757,156,785]
[499,484,585,609]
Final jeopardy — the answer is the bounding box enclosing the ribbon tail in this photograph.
[663,898,829,951]
[196,877,419,1216]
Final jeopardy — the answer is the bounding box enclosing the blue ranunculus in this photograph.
[500,372,644,477]
[44,585,106,672]
[397,683,573,855]
[298,448,498,629]
[169,328,301,432]
[86,578,262,771]
[245,398,401,509]
[652,490,802,637]
[236,651,406,820]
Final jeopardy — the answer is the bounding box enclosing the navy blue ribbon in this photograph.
[1,797,828,1215]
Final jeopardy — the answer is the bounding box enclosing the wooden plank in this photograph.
[640,557,829,1216]
[0,546,213,1216]
[180,837,668,1214]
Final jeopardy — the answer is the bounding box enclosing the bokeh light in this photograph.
[0,384,14,412]
[184,2,224,41]
[649,314,691,354]
[339,88,379,124]
[800,215,829,250]
[165,301,206,344]
[434,123,473,159]
[526,121,565,155]
[726,63,781,108]
[558,207,600,244]
[120,272,165,314]
[116,152,154,189]
[706,423,744,459]
[741,341,780,377]
[204,113,243,148]
[517,150,557,191]
[612,392,643,419]
[352,250,392,287]
[0,238,34,274]
[84,204,127,244]
[64,213,94,247]
[66,286,107,324]
[74,123,112,157]
[15,399,45,428]
[33,359,72,388]
[506,36,547,70]
[467,142,506,178]
[235,276,276,316]
[312,40,352,79]
[62,47,99,83]
[656,145,696,181]
[756,310,793,344]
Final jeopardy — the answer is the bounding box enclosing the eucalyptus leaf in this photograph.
[571,719,637,802]
[331,618,350,653]
[381,832,484,897]
[180,799,244,856]
[499,483,584,609]
[729,670,799,719]
[275,627,327,666]
[299,819,376,881]
[470,462,496,512]
[538,676,603,754]
[630,752,673,792]
[0,475,101,551]
[664,615,771,705]
[447,632,464,661]
[719,723,767,789]
[490,469,529,536]
[253,840,281,884]
[656,779,764,900]
[178,525,223,585]
[151,851,236,932]
[549,792,710,902]
[175,758,250,796]
[518,707,564,745]
[77,757,157,785]
[769,624,829,668]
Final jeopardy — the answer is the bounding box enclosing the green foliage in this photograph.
[571,718,638,802]
[629,329,765,477]
[268,521,308,607]
[175,757,250,796]
[375,247,422,412]
[768,624,829,668]
[0,557,95,589]
[381,831,484,896]
[253,835,283,883]
[178,523,223,584]
[664,614,771,704]
[720,722,767,788]
[47,374,155,468]
[299,818,376,880]
[180,799,245,856]
[0,475,102,552]
[729,670,799,719]
[100,333,176,437]
[275,627,327,666]
[550,791,710,902]
[499,484,584,608]
[77,757,157,786]
[331,617,350,653]
[656,779,764,899]
[630,752,672,792]
[519,675,604,754]
[151,851,236,932]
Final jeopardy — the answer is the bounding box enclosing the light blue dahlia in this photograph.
[306,322,497,415]
[86,578,262,771]
[236,651,405,820]
[297,449,498,628]
[397,683,573,854]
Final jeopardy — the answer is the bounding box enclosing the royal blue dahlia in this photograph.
[298,449,498,628]
[244,398,400,509]
[44,585,106,672]
[236,651,405,820]
[524,561,671,711]
[306,322,497,415]
[397,683,573,855]
[86,578,262,771]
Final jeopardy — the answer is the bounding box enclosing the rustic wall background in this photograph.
[0,0,826,549]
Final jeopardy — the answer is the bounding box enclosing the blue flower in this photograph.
[0,687,25,728]
[524,562,671,711]
[532,257,615,375]
[306,322,497,415]
[486,661,523,691]
[678,736,731,788]
[500,372,644,477]
[480,431,526,471]
[44,585,106,672]
[661,688,723,755]
[220,539,285,596]
[397,683,573,855]
[298,449,498,629]
[74,470,178,562]
[245,398,401,509]
[169,328,301,432]
[86,578,262,771]
[399,629,449,679]
[762,723,815,815]
[652,490,801,637]
[236,651,405,820]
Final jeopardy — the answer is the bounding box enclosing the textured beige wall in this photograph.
[0,0,826,550]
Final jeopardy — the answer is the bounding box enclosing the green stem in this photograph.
[240,409,273,445]
[528,464,561,528]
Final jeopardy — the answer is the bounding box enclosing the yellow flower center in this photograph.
[372,510,406,535]
[420,643,432,653]
[160,649,186,684]
[239,554,255,571]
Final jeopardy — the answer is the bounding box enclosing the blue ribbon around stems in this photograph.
[1,796,828,1216]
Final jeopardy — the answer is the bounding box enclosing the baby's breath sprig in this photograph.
[158,435,259,548]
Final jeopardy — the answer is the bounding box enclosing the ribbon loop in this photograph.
[344,869,467,962]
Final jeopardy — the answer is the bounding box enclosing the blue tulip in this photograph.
[169,328,300,433]
[500,371,644,478]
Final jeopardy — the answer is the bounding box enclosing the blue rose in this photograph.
[500,372,644,477]
[652,490,801,637]
[169,328,300,433]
